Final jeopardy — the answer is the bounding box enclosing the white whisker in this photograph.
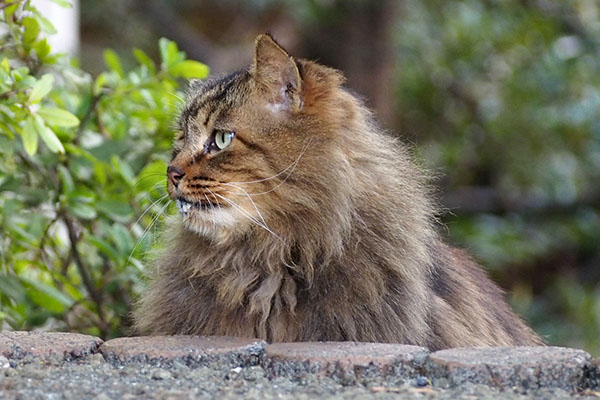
[227,138,312,187]
[212,192,286,245]
[127,199,172,267]
[221,183,268,227]
[133,174,167,190]
[131,193,170,231]
[204,194,216,227]
[208,189,222,213]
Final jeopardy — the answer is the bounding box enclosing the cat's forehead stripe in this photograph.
[183,71,248,132]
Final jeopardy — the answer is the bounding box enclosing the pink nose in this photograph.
[167,166,184,187]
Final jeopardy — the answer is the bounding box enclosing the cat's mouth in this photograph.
[176,194,238,237]
[176,197,221,214]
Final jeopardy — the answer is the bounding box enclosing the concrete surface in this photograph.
[0,331,598,399]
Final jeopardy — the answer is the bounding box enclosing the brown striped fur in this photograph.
[134,34,542,350]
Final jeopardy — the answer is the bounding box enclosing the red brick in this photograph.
[264,342,428,383]
[427,346,591,391]
[100,335,265,368]
[0,331,103,361]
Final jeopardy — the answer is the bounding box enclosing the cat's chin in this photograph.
[179,207,240,240]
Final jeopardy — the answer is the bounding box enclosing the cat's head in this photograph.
[168,34,355,241]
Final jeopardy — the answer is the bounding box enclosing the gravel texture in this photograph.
[264,342,429,385]
[427,346,592,391]
[0,331,103,361]
[100,335,265,368]
[1,356,597,400]
[0,332,598,400]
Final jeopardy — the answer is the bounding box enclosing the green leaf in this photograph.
[159,38,172,66]
[0,274,26,303]
[93,72,107,96]
[31,9,57,34]
[21,116,38,155]
[96,199,134,222]
[137,160,167,192]
[57,165,74,194]
[69,187,96,203]
[69,202,97,220]
[111,223,133,254]
[33,114,65,154]
[48,0,72,7]
[133,48,155,73]
[22,17,40,45]
[33,38,51,61]
[16,75,36,90]
[159,38,183,69]
[11,66,30,82]
[104,49,124,77]
[38,107,80,127]
[0,58,9,73]
[29,74,54,104]
[3,3,18,20]
[93,162,108,185]
[20,276,73,314]
[111,155,135,185]
[86,236,119,262]
[170,60,210,79]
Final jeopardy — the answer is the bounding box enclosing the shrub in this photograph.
[0,0,208,338]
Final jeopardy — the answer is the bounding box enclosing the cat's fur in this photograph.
[134,34,542,349]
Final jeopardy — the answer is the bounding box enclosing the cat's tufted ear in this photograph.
[252,34,303,113]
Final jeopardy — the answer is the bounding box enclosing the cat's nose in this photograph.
[167,165,185,187]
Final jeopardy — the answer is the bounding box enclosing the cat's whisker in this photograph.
[147,186,168,198]
[204,193,218,245]
[131,193,170,231]
[207,189,223,214]
[212,192,286,245]
[127,199,172,268]
[141,180,169,199]
[221,183,268,227]
[204,193,217,228]
[167,90,185,103]
[227,138,312,187]
[133,174,167,190]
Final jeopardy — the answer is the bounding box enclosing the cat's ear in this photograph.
[252,34,303,113]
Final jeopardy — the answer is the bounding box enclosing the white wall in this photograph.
[31,0,79,56]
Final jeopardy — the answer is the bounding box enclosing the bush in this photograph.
[0,1,208,338]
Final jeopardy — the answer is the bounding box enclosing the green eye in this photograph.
[214,130,235,150]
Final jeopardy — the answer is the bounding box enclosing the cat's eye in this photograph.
[214,130,235,150]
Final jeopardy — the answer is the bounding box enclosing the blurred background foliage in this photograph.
[1,0,599,354]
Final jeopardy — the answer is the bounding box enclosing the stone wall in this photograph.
[0,331,598,396]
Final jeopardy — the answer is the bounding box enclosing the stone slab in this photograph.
[427,346,591,391]
[100,335,266,368]
[264,341,429,384]
[0,331,103,362]
[584,358,600,390]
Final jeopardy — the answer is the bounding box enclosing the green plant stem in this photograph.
[62,213,109,338]
[0,1,21,11]
[76,92,102,140]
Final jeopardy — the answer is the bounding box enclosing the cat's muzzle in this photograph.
[176,197,219,214]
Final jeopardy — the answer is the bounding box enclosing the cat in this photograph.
[134,34,542,350]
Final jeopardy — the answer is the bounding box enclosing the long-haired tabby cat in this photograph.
[134,34,542,350]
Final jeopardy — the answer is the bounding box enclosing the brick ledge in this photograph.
[0,331,596,392]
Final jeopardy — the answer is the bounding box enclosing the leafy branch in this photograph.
[0,1,209,338]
